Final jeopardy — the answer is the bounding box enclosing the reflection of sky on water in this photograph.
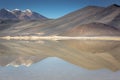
[0,57,120,80]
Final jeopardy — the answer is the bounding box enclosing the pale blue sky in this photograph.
[0,0,120,18]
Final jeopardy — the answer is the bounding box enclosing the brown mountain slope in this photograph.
[17,4,120,36]
[60,22,120,36]
[0,6,104,36]
[0,4,120,36]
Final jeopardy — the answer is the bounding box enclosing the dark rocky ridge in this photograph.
[111,4,120,7]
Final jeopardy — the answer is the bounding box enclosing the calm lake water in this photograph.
[0,40,120,80]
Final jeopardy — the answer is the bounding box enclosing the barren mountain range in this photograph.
[0,4,120,36]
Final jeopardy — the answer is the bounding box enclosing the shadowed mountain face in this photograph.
[0,4,120,36]
[0,9,17,20]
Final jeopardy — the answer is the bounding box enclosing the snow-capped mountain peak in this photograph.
[0,8,48,20]
[25,9,32,13]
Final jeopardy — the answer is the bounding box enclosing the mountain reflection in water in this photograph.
[0,40,120,80]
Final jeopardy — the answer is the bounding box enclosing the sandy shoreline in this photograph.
[0,36,120,41]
